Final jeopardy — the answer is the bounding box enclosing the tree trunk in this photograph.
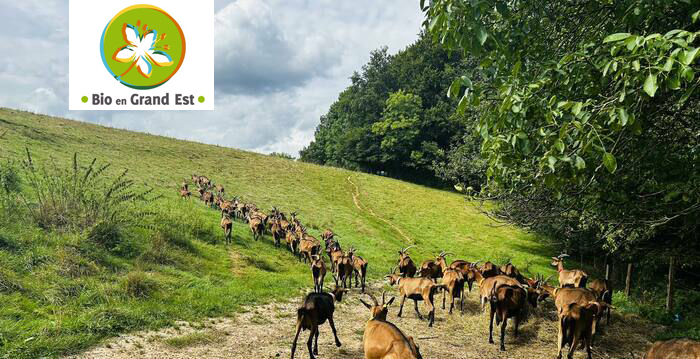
[625,263,633,296]
[604,254,610,280]
[666,256,675,313]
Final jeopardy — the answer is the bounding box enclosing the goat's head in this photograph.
[398,245,416,260]
[385,266,401,285]
[360,292,394,321]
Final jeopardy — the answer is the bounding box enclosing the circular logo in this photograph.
[100,5,186,90]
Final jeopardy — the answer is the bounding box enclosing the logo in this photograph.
[100,4,186,90]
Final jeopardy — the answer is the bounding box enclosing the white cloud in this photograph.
[0,0,423,155]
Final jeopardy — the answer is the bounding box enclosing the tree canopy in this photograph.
[424,0,699,259]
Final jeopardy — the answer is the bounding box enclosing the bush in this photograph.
[269,152,294,160]
[19,150,158,233]
[123,270,159,298]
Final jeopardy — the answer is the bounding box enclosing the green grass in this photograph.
[163,330,222,348]
[0,108,555,357]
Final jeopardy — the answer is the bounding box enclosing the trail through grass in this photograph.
[0,108,606,357]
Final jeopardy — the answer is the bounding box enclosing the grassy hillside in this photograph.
[0,108,554,357]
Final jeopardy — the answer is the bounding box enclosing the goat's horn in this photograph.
[401,245,416,253]
[381,291,386,305]
[367,292,379,306]
[472,261,481,268]
[558,253,569,258]
[443,252,454,257]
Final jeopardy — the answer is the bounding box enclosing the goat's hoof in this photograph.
[489,339,494,344]
[335,340,341,347]
[500,346,505,351]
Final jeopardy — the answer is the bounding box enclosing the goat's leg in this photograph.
[398,295,406,317]
[556,319,565,359]
[328,317,341,347]
[313,327,319,355]
[413,300,423,319]
[585,338,592,359]
[499,314,507,351]
[449,293,455,314]
[442,288,446,310]
[291,321,302,359]
[567,334,578,359]
[306,326,316,359]
[488,304,495,344]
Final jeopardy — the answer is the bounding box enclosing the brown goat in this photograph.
[286,230,300,255]
[220,213,233,245]
[474,270,522,310]
[418,251,450,282]
[551,254,588,288]
[348,247,368,293]
[539,282,601,343]
[488,283,530,351]
[320,229,334,242]
[271,218,286,248]
[291,286,346,359]
[215,184,224,194]
[448,260,476,292]
[500,262,528,285]
[202,191,214,207]
[299,235,321,264]
[359,292,422,359]
[557,301,608,359]
[644,339,700,359]
[178,188,191,199]
[441,268,465,314]
[247,213,264,241]
[386,270,442,327]
[310,255,326,293]
[325,241,342,271]
[397,245,417,277]
[480,261,501,278]
[336,254,354,288]
[588,278,612,324]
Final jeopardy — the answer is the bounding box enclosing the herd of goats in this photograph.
[179,174,697,359]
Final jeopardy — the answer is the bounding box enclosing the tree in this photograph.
[424,0,700,260]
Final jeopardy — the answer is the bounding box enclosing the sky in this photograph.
[0,0,424,155]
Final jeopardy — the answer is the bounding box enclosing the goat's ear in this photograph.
[386,297,395,306]
[359,299,372,309]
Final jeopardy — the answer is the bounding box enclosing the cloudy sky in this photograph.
[0,0,424,155]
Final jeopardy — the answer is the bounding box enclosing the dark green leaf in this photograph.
[603,152,617,173]
[603,33,631,43]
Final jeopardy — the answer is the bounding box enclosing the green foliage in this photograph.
[299,35,483,186]
[425,0,700,256]
[123,270,159,298]
[19,151,158,233]
[268,152,294,160]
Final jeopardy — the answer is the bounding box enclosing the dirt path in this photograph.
[69,282,656,359]
[347,175,414,244]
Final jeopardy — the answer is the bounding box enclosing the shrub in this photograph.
[18,150,159,235]
[123,270,158,298]
[269,152,294,160]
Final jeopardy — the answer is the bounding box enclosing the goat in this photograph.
[290,286,346,359]
[588,278,612,324]
[220,213,233,244]
[500,262,528,285]
[271,218,286,248]
[247,213,264,241]
[359,292,422,359]
[488,283,530,351]
[538,281,601,343]
[397,245,417,277]
[348,247,368,293]
[441,268,465,314]
[215,183,224,195]
[325,241,342,272]
[286,230,300,255]
[320,229,334,242]
[557,301,609,359]
[480,261,501,278]
[448,260,477,292]
[299,234,321,264]
[336,254,354,288]
[551,254,588,288]
[310,255,326,293]
[178,188,191,199]
[418,251,450,282]
[202,191,214,207]
[473,269,522,310]
[386,268,442,327]
[644,339,700,359]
